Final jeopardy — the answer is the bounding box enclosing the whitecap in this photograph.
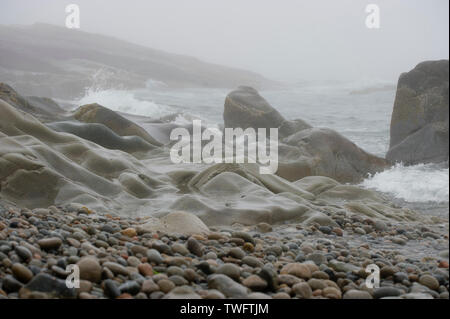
[361,163,449,203]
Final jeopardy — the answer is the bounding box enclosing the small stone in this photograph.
[146,249,163,264]
[393,272,409,283]
[119,281,141,295]
[77,257,102,283]
[2,275,23,293]
[242,256,264,268]
[374,221,387,231]
[169,275,188,286]
[292,282,312,299]
[158,279,175,293]
[231,231,255,244]
[229,247,245,259]
[306,253,327,265]
[12,263,34,283]
[419,275,440,290]
[183,269,198,282]
[380,266,397,278]
[103,262,129,276]
[258,266,278,291]
[67,238,80,248]
[332,228,343,236]
[78,280,92,294]
[319,226,332,234]
[256,223,272,233]
[242,242,254,252]
[373,287,402,299]
[127,256,141,267]
[278,274,301,286]
[280,263,312,279]
[208,274,248,298]
[171,243,189,256]
[266,245,282,256]
[164,286,201,299]
[202,289,226,299]
[15,246,32,261]
[186,237,203,257]
[242,275,267,291]
[138,263,153,277]
[121,228,137,237]
[311,271,330,280]
[37,238,62,251]
[216,263,241,280]
[272,292,291,299]
[307,278,327,291]
[343,289,373,299]
[392,237,407,245]
[141,279,159,294]
[323,287,342,299]
[23,273,76,298]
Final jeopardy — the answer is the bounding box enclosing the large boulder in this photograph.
[280,128,389,183]
[386,60,449,165]
[0,82,65,122]
[223,87,388,183]
[224,86,286,131]
[73,103,162,146]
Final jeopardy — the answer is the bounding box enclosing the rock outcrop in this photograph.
[73,103,162,146]
[386,60,449,165]
[224,86,286,130]
[47,121,155,155]
[223,86,389,183]
[279,128,389,183]
[224,86,312,137]
[0,82,65,122]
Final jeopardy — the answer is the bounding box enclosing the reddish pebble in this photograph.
[439,260,449,268]
[138,263,153,277]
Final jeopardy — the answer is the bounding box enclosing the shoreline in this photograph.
[0,200,448,299]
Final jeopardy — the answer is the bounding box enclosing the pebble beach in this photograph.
[1,201,448,300]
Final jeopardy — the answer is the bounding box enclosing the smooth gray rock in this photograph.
[208,274,249,298]
[23,273,76,298]
[387,60,449,165]
[47,121,155,154]
[224,86,285,131]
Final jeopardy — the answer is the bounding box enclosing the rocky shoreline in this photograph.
[0,201,448,299]
[0,59,448,300]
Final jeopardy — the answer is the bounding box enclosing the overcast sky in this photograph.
[0,0,449,82]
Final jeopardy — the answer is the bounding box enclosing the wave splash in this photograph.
[361,163,449,203]
[76,88,174,119]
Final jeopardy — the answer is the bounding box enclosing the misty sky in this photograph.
[0,0,449,82]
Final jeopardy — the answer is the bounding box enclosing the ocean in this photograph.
[74,81,449,218]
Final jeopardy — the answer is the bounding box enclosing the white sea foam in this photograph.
[76,88,173,118]
[361,163,449,203]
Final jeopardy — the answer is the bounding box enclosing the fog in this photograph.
[0,0,449,82]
